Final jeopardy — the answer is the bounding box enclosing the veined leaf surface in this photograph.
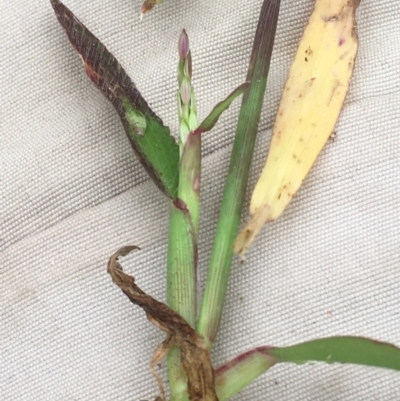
[51,0,179,199]
[215,336,400,400]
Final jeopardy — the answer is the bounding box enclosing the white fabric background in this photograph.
[1,0,400,399]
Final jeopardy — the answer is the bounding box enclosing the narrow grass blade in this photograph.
[270,336,400,370]
[195,82,250,135]
[197,0,280,349]
[51,0,179,199]
[215,336,400,400]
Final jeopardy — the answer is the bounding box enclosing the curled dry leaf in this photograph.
[107,247,218,401]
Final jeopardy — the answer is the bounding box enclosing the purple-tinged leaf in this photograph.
[215,346,276,401]
[50,0,179,199]
[51,0,155,118]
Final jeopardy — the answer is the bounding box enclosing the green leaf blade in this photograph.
[215,336,400,400]
[122,102,179,199]
[51,0,179,199]
[270,336,400,371]
[197,0,281,350]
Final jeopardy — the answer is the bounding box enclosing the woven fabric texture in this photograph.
[1,0,400,400]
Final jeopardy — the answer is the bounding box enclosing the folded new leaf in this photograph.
[50,0,179,199]
[234,0,360,256]
[195,82,250,135]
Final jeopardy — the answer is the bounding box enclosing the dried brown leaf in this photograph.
[107,247,218,401]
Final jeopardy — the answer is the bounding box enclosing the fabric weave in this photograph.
[1,0,400,399]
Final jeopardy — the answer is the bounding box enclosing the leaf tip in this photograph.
[178,29,190,60]
[233,204,271,256]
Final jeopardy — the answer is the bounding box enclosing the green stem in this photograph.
[167,30,201,401]
[167,346,190,401]
[197,0,280,349]
[166,136,201,401]
[166,202,196,401]
[166,202,197,326]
